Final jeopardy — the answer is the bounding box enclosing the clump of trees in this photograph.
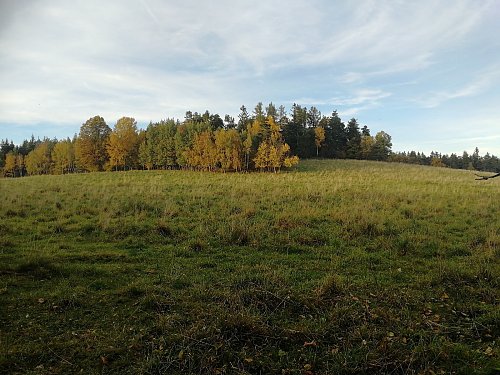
[139,111,299,172]
[1,103,307,176]
[2,102,499,178]
[277,104,392,161]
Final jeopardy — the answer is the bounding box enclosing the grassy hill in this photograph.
[1,159,499,374]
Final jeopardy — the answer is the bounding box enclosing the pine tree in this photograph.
[346,118,361,159]
[307,106,321,128]
[265,102,277,121]
[327,111,347,158]
[237,105,250,132]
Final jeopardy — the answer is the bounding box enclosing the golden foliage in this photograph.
[107,117,139,170]
[253,116,299,172]
[51,140,74,174]
[75,116,111,172]
[3,152,17,176]
[215,129,243,171]
[25,142,51,175]
[314,126,325,156]
[184,131,217,170]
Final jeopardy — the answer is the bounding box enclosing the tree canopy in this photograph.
[75,116,111,172]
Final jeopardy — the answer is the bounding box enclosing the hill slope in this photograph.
[1,160,499,374]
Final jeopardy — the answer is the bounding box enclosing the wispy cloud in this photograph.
[414,67,500,108]
[290,89,391,118]
[330,89,391,107]
[139,0,161,28]
[0,0,499,154]
[296,1,489,73]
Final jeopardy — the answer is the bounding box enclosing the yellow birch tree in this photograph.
[75,116,111,172]
[215,129,243,171]
[4,152,16,177]
[25,142,51,175]
[314,126,325,157]
[107,117,139,170]
[52,140,75,174]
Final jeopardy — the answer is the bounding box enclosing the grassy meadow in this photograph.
[0,159,499,374]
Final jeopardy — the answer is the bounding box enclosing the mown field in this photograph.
[0,159,499,374]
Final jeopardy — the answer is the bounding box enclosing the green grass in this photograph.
[0,159,499,374]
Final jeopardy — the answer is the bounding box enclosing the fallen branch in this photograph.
[475,172,500,180]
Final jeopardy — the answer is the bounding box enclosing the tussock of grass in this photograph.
[15,257,65,279]
[315,274,344,302]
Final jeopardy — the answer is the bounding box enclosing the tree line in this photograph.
[2,102,499,177]
[389,148,500,173]
[0,103,396,177]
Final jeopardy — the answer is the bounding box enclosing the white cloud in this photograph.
[295,1,489,72]
[289,89,392,119]
[339,72,364,84]
[0,0,499,154]
[331,89,391,106]
[414,67,500,108]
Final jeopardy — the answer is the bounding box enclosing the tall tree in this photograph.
[184,130,217,170]
[138,122,157,170]
[215,129,243,171]
[224,114,235,129]
[314,127,325,157]
[155,120,178,168]
[25,142,52,175]
[277,105,288,127]
[52,139,75,174]
[17,136,38,156]
[283,104,310,157]
[370,131,392,161]
[253,102,266,123]
[243,119,264,170]
[107,117,139,170]
[265,102,277,121]
[471,147,482,170]
[323,111,346,158]
[16,154,25,177]
[462,151,471,170]
[75,116,111,172]
[345,118,361,159]
[307,106,321,128]
[237,105,250,132]
[174,118,210,167]
[1,139,15,165]
[209,113,224,131]
[360,135,374,160]
[3,152,17,177]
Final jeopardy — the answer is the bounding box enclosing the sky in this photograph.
[1,0,500,155]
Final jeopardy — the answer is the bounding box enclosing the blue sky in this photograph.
[1,0,499,155]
